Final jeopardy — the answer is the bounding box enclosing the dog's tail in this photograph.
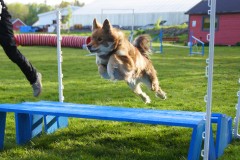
[133,34,152,58]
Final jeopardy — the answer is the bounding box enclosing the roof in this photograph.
[186,0,240,14]
[73,0,201,15]
[33,6,80,26]
[38,6,80,17]
[10,18,26,26]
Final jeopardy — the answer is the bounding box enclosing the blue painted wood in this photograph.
[214,114,225,158]
[15,113,31,145]
[44,115,58,134]
[218,115,229,158]
[209,128,217,160]
[30,115,43,138]
[187,122,216,160]
[57,117,68,129]
[188,121,205,160]
[211,113,232,158]
[0,101,223,160]
[25,101,207,117]
[0,112,6,150]
[22,102,68,134]
[228,117,232,143]
[1,101,206,128]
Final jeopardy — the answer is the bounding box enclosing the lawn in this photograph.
[0,44,239,160]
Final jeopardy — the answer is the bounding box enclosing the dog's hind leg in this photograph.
[142,71,167,100]
[127,81,151,104]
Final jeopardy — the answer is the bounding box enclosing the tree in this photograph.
[38,4,53,14]
[74,0,85,6]
[59,1,71,8]
[26,4,53,25]
[62,6,72,32]
[58,0,85,8]
[25,4,39,25]
[7,3,53,26]
[7,3,29,23]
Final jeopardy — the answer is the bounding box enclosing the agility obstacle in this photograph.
[151,29,204,56]
[203,0,216,159]
[151,28,184,53]
[150,29,163,53]
[14,34,91,49]
[0,1,237,159]
[233,78,240,138]
[0,101,232,160]
[189,31,205,56]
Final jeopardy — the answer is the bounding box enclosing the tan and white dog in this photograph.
[87,19,167,103]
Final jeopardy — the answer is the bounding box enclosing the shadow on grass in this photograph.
[14,122,193,160]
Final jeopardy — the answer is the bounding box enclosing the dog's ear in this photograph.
[102,19,112,32]
[92,18,102,30]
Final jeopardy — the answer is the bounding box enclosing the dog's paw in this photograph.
[140,93,151,104]
[144,98,151,104]
[156,91,167,100]
[101,73,111,79]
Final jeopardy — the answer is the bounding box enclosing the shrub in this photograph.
[135,29,146,36]
[235,42,240,46]
[74,24,83,30]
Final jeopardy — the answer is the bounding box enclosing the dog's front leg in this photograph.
[98,64,110,79]
[96,55,110,79]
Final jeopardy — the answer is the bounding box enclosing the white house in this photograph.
[71,0,202,28]
[33,6,80,27]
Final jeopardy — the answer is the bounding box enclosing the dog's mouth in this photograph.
[88,48,99,53]
[88,49,109,55]
[87,42,115,55]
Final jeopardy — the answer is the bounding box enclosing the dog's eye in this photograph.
[97,37,102,42]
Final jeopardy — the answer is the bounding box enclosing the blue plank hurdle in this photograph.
[0,101,232,159]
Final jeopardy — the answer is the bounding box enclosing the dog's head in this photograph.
[87,19,121,57]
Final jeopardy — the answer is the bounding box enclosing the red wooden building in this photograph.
[11,18,26,31]
[185,0,240,46]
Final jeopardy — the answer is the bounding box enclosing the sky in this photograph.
[6,0,94,5]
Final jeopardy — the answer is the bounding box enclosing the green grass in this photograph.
[0,45,240,160]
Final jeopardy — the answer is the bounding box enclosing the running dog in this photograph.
[87,19,167,103]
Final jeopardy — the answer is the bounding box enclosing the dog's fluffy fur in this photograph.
[87,19,167,103]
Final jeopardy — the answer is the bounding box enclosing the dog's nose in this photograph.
[87,44,92,50]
